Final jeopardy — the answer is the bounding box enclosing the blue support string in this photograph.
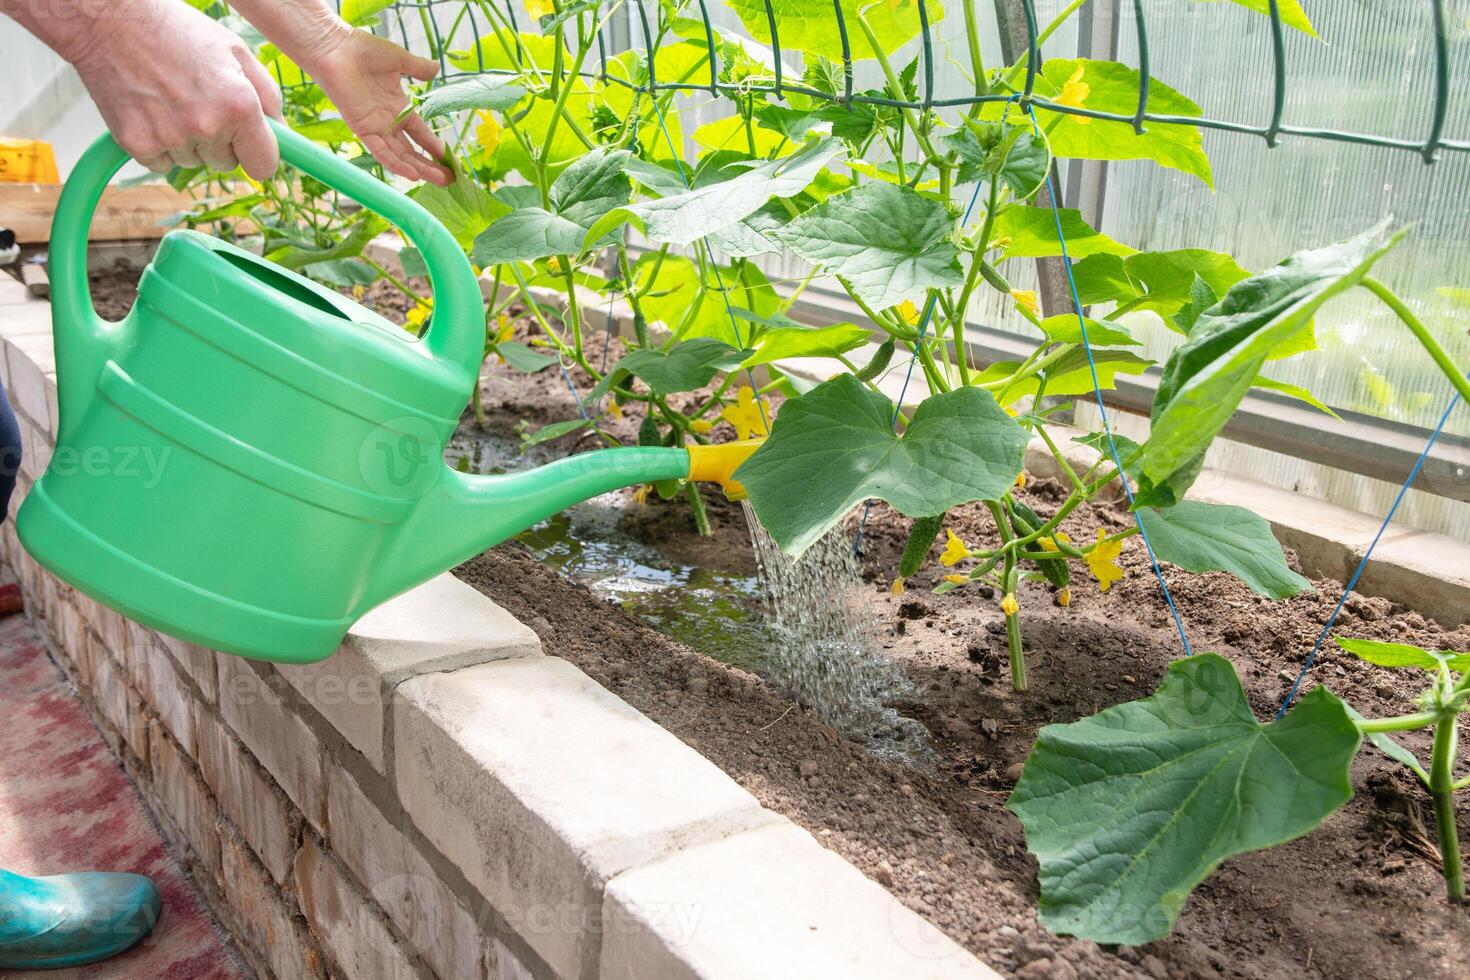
[1022,102,1195,657]
[1275,387,1464,719]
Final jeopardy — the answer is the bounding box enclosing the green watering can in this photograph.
[18,119,755,664]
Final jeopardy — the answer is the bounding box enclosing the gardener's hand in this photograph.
[64,0,284,179]
[300,29,453,187]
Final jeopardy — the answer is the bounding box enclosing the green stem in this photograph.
[685,480,712,536]
[1362,277,1470,405]
[854,13,943,164]
[1429,714,1465,902]
[1355,711,1442,733]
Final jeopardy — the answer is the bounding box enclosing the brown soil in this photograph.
[86,267,1470,978]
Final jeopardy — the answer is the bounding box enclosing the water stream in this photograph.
[448,427,927,760]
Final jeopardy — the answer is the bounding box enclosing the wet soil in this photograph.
[88,268,1470,978]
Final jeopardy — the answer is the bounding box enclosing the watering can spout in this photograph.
[365,441,763,611]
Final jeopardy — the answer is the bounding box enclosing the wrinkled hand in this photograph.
[70,0,282,178]
[305,29,452,186]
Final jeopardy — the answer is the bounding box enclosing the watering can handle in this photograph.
[50,118,485,380]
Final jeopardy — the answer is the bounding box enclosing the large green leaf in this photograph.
[1009,654,1359,944]
[1073,249,1251,318]
[415,76,527,120]
[741,323,872,368]
[706,201,793,258]
[471,148,631,265]
[1036,314,1139,347]
[982,348,1152,405]
[725,0,941,60]
[409,156,507,251]
[776,182,963,309]
[991,206,1135,261]
[340,0,393,26]
[736,375,1029,556]
[1030,59,1212,186]
[1140,223,1404,506]
[1336,638,1470,673]
[613,338,748,396]
[1137,501,1311,599]
[584,138,842,248]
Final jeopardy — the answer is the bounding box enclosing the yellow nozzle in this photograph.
[687,439,764,500]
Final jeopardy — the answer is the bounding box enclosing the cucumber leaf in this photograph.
[725,0,940,60]
[1010,654,1359,944]
[740,323,872,368]
[415,76,527,120]
[1335,638,1470,672]
[1136,500,1311,599]
[1139,222,1404,507]
[991,206,1135,261]
[583,138,842,248]
[1029,59,1212,187]
[493,341,556,374]
[472,148,632,264]
[1204,0,1317,37]
[612,338,748,396]
[777,181,964,309]
[736,376,1029,556]
[1073,249,1251,318]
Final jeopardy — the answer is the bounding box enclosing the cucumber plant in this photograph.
[179,1,1469,668]
[1009,638,1469,945]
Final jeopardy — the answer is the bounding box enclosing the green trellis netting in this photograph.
[313,0,1466,161]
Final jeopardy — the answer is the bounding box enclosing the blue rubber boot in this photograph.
[0,868,161,968]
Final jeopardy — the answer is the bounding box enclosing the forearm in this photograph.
[1,0,159,66]
[227,0,353,73]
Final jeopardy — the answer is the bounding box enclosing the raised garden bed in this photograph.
[83,226,1470,980]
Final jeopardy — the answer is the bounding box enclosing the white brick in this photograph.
[326,766,490,980]
[0,275,32,308]
[602,822,1000,980]
[221,832,328,980]
[117,620,195,753]
[218,655,325,827]
[492,939,534,980]
[294,836,425,980]
[5,332,55,432]
[196,707,301,885]
[154,630,219,703]
[279,574,541,772]
[394,656,770,978]
[148,720,222,886]
[0,297,52,334]
[1358,530,1470,628]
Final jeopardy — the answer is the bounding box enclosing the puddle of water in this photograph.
[446,427,773,673]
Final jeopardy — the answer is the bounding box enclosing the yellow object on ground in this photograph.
[687,439,764,500]
[0,139,60,184]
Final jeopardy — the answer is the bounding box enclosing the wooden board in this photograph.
[0,182,198,244]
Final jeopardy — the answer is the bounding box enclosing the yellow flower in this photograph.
[493,313,514,345]
[1056,587,1072,608]
[939,529,972,567]
[689,418,714,434]
[546,256,564,275]
[524,0,555,18]
[405,300,432,330]
[1056,65,1092,124]
[1014,470,1027,489]
[606,398,623,420]
[475,111,502,153]
[1001,592,1019,616]
[944,574,970,586]
[720,385,768,440]
[633,484,650,505]
[351,284,366,300]
[1010,289,1040,318]
[897,299,921,326]
[890,576,906,595]
[1038,531,1072,553]
[1086,528,1125,592]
